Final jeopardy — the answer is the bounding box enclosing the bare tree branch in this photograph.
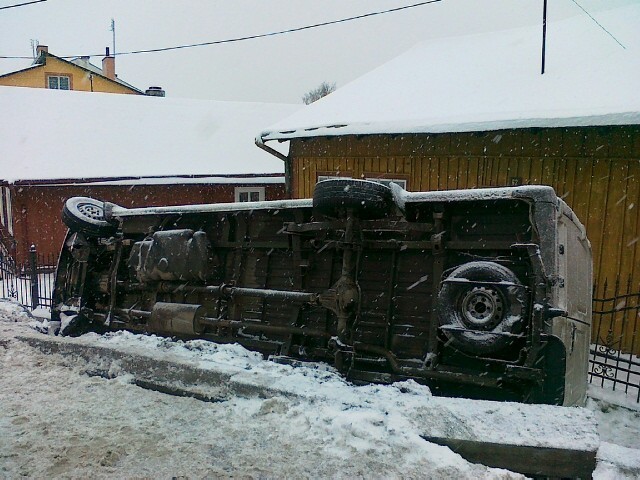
[302,82,336,105]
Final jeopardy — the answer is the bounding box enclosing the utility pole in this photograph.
[110,18,116,57]
[541,0,547,74]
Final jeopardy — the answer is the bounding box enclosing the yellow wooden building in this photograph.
[259,128,640,356]
[258,6,640,355]
[0,45,143,95]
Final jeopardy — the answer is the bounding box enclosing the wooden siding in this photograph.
[289,126,640,354]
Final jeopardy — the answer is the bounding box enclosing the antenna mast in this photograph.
[541,0,547,74]
[30,39,39,59]
[110,18,116,57]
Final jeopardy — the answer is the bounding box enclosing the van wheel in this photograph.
[437,261,526,355]
[62,197,117,236]
[313,179,393,220]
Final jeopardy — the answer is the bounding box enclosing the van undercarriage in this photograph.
[52,180,592,406]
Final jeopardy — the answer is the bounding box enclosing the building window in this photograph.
[4,188,13,235]
[317,175,351,183]
[0,188,4,227]
[318,175,407,190]
[365,178,407,189]
[48,75,70,90]
[235,187,265,202]
[510,177,522,186]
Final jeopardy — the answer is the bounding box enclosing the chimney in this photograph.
[102,47,115,80]
[36,45,48,56]
[145,86,166,97]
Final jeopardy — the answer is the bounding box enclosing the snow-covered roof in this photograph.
[261,4,640,142]
[20,175,285,187]
[0,86,300,183]
[68,56,142,93]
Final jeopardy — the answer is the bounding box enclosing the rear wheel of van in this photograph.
[437,261,526,355]
[62,197,117,236]
[313,179,393,220]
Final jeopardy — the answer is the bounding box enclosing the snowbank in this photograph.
[1,300,638,478]
[0,324,517,478]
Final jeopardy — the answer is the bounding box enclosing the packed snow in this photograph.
[50,175,285,187]
[1,300,639,478]
[109,197,313,218]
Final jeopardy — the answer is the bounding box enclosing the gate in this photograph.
[0,245,56,310]
[589,277,640,402]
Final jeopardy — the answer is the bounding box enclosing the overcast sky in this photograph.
[0,0,634,104]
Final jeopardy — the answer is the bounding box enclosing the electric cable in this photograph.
[0,0,442,59]
[569,0,626,49]
[0,0,46,11]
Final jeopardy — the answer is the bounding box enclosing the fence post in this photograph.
[29,244,39,310]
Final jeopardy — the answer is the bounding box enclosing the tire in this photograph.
[437,261,526,355]
[313,179,393,220]
[62,197,117,236]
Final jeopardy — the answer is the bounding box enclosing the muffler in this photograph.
[147,302,205,336]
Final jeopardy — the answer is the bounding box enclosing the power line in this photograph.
[0,0,442,59]
[119,0,443,56]
[0,0,46,11]
[569,0,626,49]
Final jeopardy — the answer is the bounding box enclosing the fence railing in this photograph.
[2,252,639,403]
[589,277,640,403]
[0,246,56,310]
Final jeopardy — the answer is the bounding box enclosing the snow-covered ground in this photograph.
[1,300,638,479]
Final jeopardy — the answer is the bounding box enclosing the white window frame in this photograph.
[48,75,70,90]
[234,186,265,202]
[317,175,351,182]
[5,188,13,235]
[365,178,407,189]
[318,175,407,190]
[0,187,5,227]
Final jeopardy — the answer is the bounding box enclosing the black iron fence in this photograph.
[0,246,56,310]
[589,277,640,403]
[1,251,639,403]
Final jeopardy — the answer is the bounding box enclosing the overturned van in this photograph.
[52,180,592,406]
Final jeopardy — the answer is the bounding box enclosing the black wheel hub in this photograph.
[77,202,104,220]
[461,286,504,330]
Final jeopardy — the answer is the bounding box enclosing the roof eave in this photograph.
[261,111,640,142]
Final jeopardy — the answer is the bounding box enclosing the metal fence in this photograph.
[2,250,639,403]
[0,246,56,310]
[589,277,640,403]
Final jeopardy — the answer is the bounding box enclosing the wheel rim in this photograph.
[460,286,504,329]
[77,202,104,220]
